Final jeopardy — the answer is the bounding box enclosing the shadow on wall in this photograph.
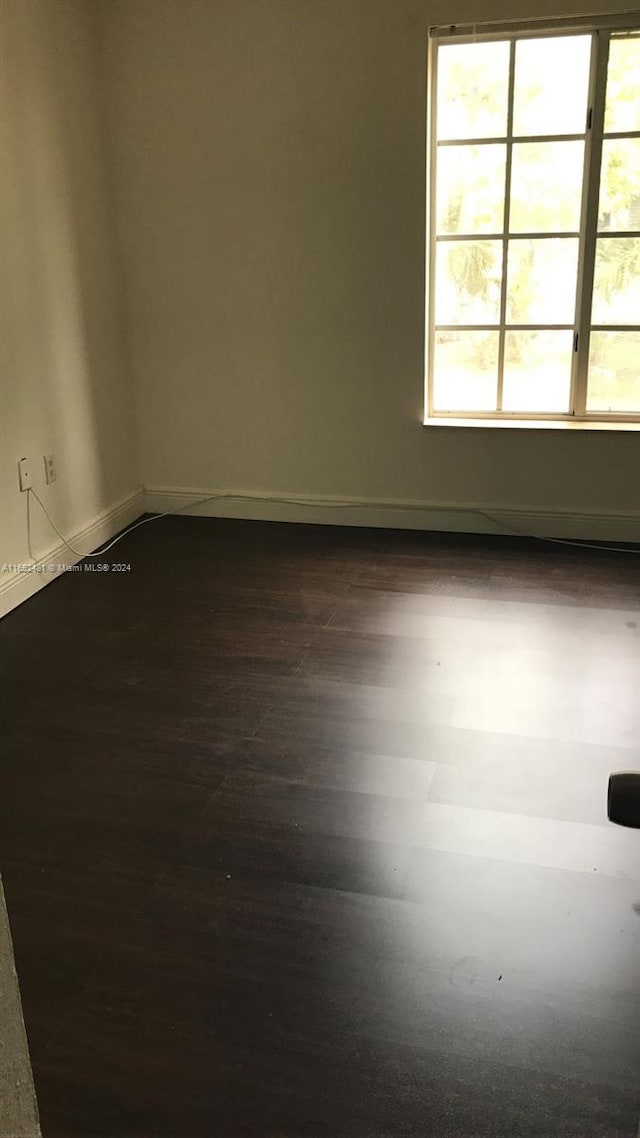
[0,0,132,564]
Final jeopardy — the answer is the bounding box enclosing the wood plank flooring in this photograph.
[2,517,640,1136]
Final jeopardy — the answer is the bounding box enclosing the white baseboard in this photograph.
[144,486,640,545]
[3,484,637,622]
[0,487,145,619]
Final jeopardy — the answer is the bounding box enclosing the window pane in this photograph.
[512,36,591,137]
[436,42,510,140]
[502,331,573,412]
[436,144,506,234]
[506,238,579,324]
[509,142,584,232]
[604,36,640,134]
[598,139,640,232]
[432,330,499,411]
[592,238,640,323]
[588,331,640,412]
[435,240,502,324]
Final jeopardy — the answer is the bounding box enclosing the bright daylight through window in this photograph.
[426,20,640,422]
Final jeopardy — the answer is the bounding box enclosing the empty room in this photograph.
[2,0,640,1135]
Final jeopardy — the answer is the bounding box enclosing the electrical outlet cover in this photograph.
[18,458,32,492]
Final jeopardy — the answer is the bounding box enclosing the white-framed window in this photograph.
[425,15,640,423]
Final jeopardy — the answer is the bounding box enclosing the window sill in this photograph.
[423,417,640,431]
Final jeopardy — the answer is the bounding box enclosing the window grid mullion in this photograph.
[436,324,574,331]
[496,39,516,413]
[437,132,587,146]
[600,129,640,140]
[596,230,640,239]
[426,37,439,420]
[436,232,580,242]
[573,30,610,416]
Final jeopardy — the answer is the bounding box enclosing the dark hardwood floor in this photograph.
[2,516,640,1137]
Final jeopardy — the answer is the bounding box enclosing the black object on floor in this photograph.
[608,772,640,828]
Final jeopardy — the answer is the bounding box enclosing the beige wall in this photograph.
[0,0,139,596]
[95,0,640,528]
